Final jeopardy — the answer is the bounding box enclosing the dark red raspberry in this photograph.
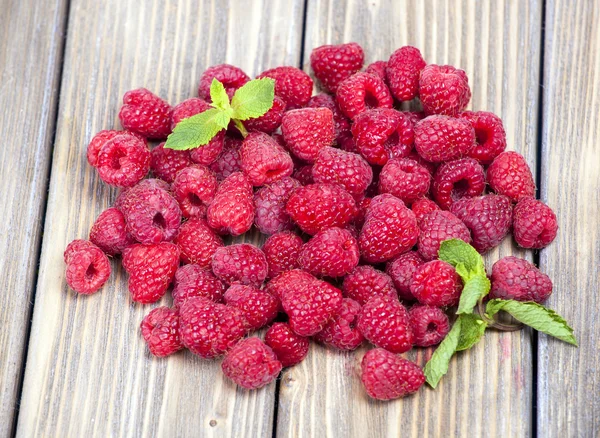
[258,66,313,109]
[342,265,397,305]
[209,136,242,180]
[211,243,268,287]
[140,307,183,357]
[314,298,364,350]
[490,256,552,303]
[410,260,462,307]
[408,149,438,175]
[206,172,254,236]
[386,46,427,101]
[299,227,359,277]
[89,207,135,256]
[172,264,226,307]
[379,158,430,205]
[418,210,471,260]
[310,42,364,93]
[122,242,180,303]
[170,98,211,130]
[240,132,294,186]
[365,61,387,81]
[96,134,150,187]
[432,158,485,210]
[487,151,536,202]
[265,269,315,302]
[119,88,172,139]
[171,165,218,218]
[414,115,475,163]
[174,217,223,266]
[338,131,360,154]
[411,198,440,225]
[419,65,471,116]
[361,348,424,400]
[352,196,371,229]
[243,95,286,134]
[254,177,301,235]
[224,284,279,330]
[386,251,425,301]
[512,197,558,249]
[281,108,335,163]
[307,93,352,143]
[311,147,372,199]
[221,337,282,389]
[408,305,450,347]
[292,165,314,186]
[189,131,225,166]
[197,64,250,101]
[87,130,144,167]
[357,295,413,353]
[460,111,506,164]
[264,322,309,367]
[262,231,303,278]
[336,72,393,120]
[150,143,194,184]
[64,239,111,294]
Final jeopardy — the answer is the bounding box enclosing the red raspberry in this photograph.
[342,265,397,305]
[336,72,393,120]
[513,197,558,249]
[96,134,150,187]
[89,207,135,256]
[361,348,424,400]
[224,284,279,330]
[244,96,286,134]
[281,108,335,163]
[314,298,364,350]
[64,239,111,294]
[408,305,450,347]
[411,198,440,225]
[258,66,313,109]
[122,242,180,303]
[172,264,226,307]
[413,115,475,163]
[310,42,364,93]
[211,243,268,287]
[379,158,431,205]
[286,183,357,235]
[487,151,536,202]
[357,295,413,353]
[338,132,360,154]
[179,297,247,358]
[189,131,225,166]
[170,98,211,130]
[119,88,172,139]
[265,269,315,302]
[262,231,303,278]
[432,158,485,210]
[240,132,294,186]
[359,194,419,263]
[460,111,506,164]
[419,65,471,116]
[298,227,359,277]
[451,194,513,253]
[114,178,170,210]
[171,165,218,218]
[418,210,471,260]
[206,172,254,236]
[221,337,282,389]
[352,196,371,229]
[253,177,301,235]
[292,165,314,186]
[87,130,144,167]
[490,256,552,303]
[386,46,427,101]
[312,147,373,199]
[174,217,223,266]
[265,322,309,367]
[410,260,462,307]
[140,307,183,357]
[150,143,194,184]
[307,93,352,142]
[365,61,387,81]
[209,136,242,180]
[197,64,250,101]
[386,251,425,301]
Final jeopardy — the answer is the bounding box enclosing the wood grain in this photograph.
[15,0,304,436]
[276,1,542,437]
[537,0,600,436]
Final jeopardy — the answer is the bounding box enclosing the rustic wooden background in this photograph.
[0,0,597,437]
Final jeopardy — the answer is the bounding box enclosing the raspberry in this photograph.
[408,305,450,347]
[379,158,431,205]
[189,131,225,166]
[258,66,313,109]
[281,108,335,163]
[265,269,315,302]
[140,307,183,357]
[179,297,247,358]
[264,322,309,367]
[197,64,250,101]
[490,256,552,303]
[262,231,303,278]
[64,239,111,294]
[357,295,413,353]
[365,61,387,81]
[244,95,286,134]
[174,217,223,266]
[122,242,180,303]
[411,198,440,225]
[413,115,475,163]
[224,284,279,330]
[352,196,371,229]
[460,111,506,164]
[487,151,536,202]
[314,298,364,350]
[240,132,294,186]
[410,260,462,307]
[170,98,211,130]
[336,72,393,120]
[408,149,438,175]
[310,42,364,93]
[386,46,427,101]
[299,227,359,277]
[211,244,268,287]
[512,197,558,249]
[292,165,314,186]
[150,143,194,183]
[96,134,151,187]
[114,178,170,210]
[432,158,485,210]
[342,265,397,305]
[87,130,144,167]
[338,132,360,154]
[221,337,282,389]
[419,65,471,116]
[206,172,254,235]
[359,194,419,263]
[286,183,357,235]
[119,88,172,139]
[253,177,301,235]
[386,251,425,301]
[361,348,424,400]
[307,93,352,142]
[418,210,471,260]
[171,165,218,218]
[172,264,226,307]
[89,207,135,256]
[450,194,513,253]
[209,136,242,180]
[312,147,373,199]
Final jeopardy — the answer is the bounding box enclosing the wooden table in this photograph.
[0,0,598,436]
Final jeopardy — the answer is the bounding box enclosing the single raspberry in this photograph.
[460,111,506,164]
[209,136,242,180]
[262,231,303,278]
[197,64,250,100]
[411,198,440,225]
[221,337,282,389]
[211,244,268,287]
[408,305,450,347]
[487,151,536,202]
[314,298,364,350]
[281,108,335,163]
[206,172,254,235]
[240,132,294,186]
[264,322,309,367]
[292,165,314,186]
[365,61,387,81]
[336,72,393,120]
[352,196,371,229]
[64,239,111,294]
[359,194,419,263]
[170,97,211,130]
[87,130,144,167]
[418,210,471,260]
[386,46,427,101]
[89,207,135,256]
[342,265,397,305]
[118,88,172,139]
[122,242,180,303]
[171,165,218,218]
[512,197,558,249]
[450,194,513,253]
[114,178,170,210]
[265,269,315,302]
[258,66,313,109]
[179,297,247,358]
[489,256,552,303]
[244,95,286,134]
[174,217,223,266]
[310,42,364,93]
[385,251,425,301]
[379,158,431,205]
[357,295,413,353]
[96,134,151,187]
[419,65,471,116]
[286,183,357,235]
[140,307,183,357]
[413,115,475,163]
[172,264,226,306]
[150,143,194,183]
[224,284,279,330]
[254,177,301,235]
[307,93,352,142]
[432,158,485,210]
[299,227,359,277]
[410,260,463,307]
[361,348,424,400]
[189,131,225,166]
[312,147,373,199]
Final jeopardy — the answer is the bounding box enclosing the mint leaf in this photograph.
[230,78,275,120]
[486,299,578,346]
[424,318,462,388]
[210,79,231,112]
[456,314,487,351]
[438,239,486,281]
[456,275,491,315]
[164,108,227,150]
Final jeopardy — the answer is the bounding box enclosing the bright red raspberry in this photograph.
[244,95,286,134]
[253,177,301,235]
[342,265,397,305]
[119,88,172,139]
[410,260,462,307]
[170,98,211,130]
[336,72,393,120]
[64,239,111,294]
[379,158,431,205]
[310,42,364,93]
[265,322,309,367]
[292,165,314,186]
[96,134,150,187]
[262,231,303,278]
[189,131,225,166]
[490,256,552,303]
[413,115,475,163]
[314,298,364,350]
[206,172,254,236]
[87,130,144,167]
[298,227,359,277]
[357,295,413,353]
[211,244,268,287]
[411,198,440,225]
[460,111,506,164]
[258,66,313,109]
[221,337,282,389]
[386,251,425,301]
[209,136,242,180]
[265,269,315,302]
[408,305,450,347]
[432,158,485,210]
[172,264,226,307]
[418,210,471,260]
[174,217,223,266]
[512,197,558,249]
[197,64,250,101]
[307,93,352,143]
[224,284,279,330]
[150,143,194,184]
[122,242,180,303]
[89,207,135,256]
[361,348,424,400]
[240,132,294,186]
[487,151,536,202]
[386,46,427,101]
[171,165,218,218]
[419,65,471,116]
[281,108,335,163]
[140,307,183,357]
[365,60,387,81]
[312,147,373,199]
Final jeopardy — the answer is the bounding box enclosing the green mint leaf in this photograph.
[486,299,578,346]
[230,78,275,121]
[424,318,462,388]
[210,78,231,112]
[438,239,486,282]
[164,108,228,150]
[456,314,487,351]
[456,275,491,315]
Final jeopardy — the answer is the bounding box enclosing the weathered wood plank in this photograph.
[537,1,600,436]
[16,0,304,436]
[276,1,542,437]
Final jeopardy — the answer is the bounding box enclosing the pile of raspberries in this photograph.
[64,43,558,400]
